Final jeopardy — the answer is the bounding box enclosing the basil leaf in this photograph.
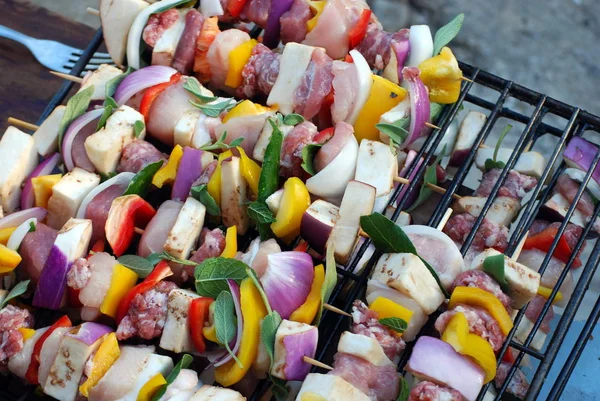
[405,163,436,213]
[58,85,95,148]
[123,160,163,197]
[301,143,322,175]
[191,99,236,118]
[194,258,248,297]
[433,13,465,56]
[379,317,407,334]
[270,377,289,401]
[96,104,114,131]
[117,255,154,278]
[261,310,282,369]
[315,244,338,324]
[159,251,198,266]
[485,124,512,172]
[246,267,272,313]
[0,280,30,309]
[396,376,410,401]
[483,254,509,291]
[248,201,276,224]
[183,77,218,103]
[258,119,283,202]
[105,67,135,100]
[360,213,449,298]
[100,172,117,183]
[134,121,145,138]
[152,0,197,14]
[376,119,409,146]
[146,253,162,266]
[151,354,193,401]
[191,184,221,216]
[28,221,36,233]
[484,158,505,172]
[283,113,305,126]
[215,291,242,367]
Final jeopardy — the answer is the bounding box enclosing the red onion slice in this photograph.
[6,218,37,251]
[76,172,135,219]
[213,280,243,368]
[263,0,295,48]
[402,67,430,148]
[563,136,600,185]
[62,109,104,171]
[392,31,410,82]
[20,153,60,210]
[113,66,178,106]
[0,207,47,230]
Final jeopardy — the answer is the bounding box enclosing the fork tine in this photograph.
[64,61,117,71]
[67,55,115,65]
[71,49,112,58]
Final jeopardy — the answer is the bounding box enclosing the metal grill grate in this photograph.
[2,28,600,401]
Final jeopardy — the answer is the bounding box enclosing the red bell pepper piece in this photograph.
[105,195,156,257]
[25,315,72,384]
[90,239,105,254]
[227,0,249,18]
[314,127,335,144]
[116,261,173,323]
[188,297,214,353]
[293,240,309,253]
[524,226,581,268]
[348,9,372,49]
[344,54,354,63]
[502,347,517,365]
[139,73,181,120]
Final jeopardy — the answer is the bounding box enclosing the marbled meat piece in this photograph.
[293,48,334,120]
[185,228,226,280]
[495,362,530,399]
[280,121,318,178]
[351,300,405,360]
[356,25,408,70]
[0,306,34,365]
[524,295,554,333]
[474,169,537,200]
[330,353,399,401]
[18,223,57,285]
[117,140,166,174]
[143,9,180,48]
[238,44,280,99]
[240,0,271,27]
[280,0,311,44]
[451,270,511,312]
[444,213,509,251]
[408,381,463,401]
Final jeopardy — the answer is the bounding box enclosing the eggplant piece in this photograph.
[300,200,339,255]
[449,111,487,167]
[378,98,410,144]
[270,320,318,381]
[0,127,38,213]
[454,196,520,226]
[328,180,376,264]
[164,197,206,260]
[409,119,459,156]
[475,148,545,178]
[337,332,394,367]
[100,0,149,66]
[539,193,590,231]
[32,106,66,157]
[159,289,200,353]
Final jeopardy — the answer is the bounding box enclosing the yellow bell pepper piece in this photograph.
[449,286,513,336]
[236,147,261,195]
[222,100,271,124]
[0,227,17,246]
[207,150,233,207]
[0,244,22,273]
[100,264,139,319]
[354,75,407,142]
[79,333,120,397]
[136,373,167,401]
[306,1,327,32]
[290,264,325,324]
[226,40,258,89]
[271,177,311,240]
[152,145,184,188]
[215,278,267,387]
[202,325,219,344]
[18,328,36,341]
[418,47,463,104]
[442,312,497,384]
[220,226,238,258]
[537,286,563,305]
[369,296,413,327]
[31,174,62,208]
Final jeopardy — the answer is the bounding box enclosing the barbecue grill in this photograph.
[2,26,600,401]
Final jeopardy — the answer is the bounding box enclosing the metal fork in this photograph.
[0,25,115,74]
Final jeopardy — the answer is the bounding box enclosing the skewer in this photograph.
[393,176,462,200]
[86,7,100,17]
[510,231,528,261]
[7,117,39,131]
[323,303,352,317]
[49,71,83,84]
[134,227,145,235]
[461,77,474,83]
[302,356,333,371]
[436,208,453,231]
[425,122,441,130]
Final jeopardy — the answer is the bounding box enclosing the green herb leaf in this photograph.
[105,67,135,99]
[484,124,512,172]
[123,160,163,197]
[405,163,436,213]
[58,85,95,148]
[0,280,30,309]
[430,103,443,122]
[117,255,154,278]
[258,119,283,202]
[360,213,449,298]
[146,253,162,266]
[433,13,465,56]
[283,113,305,126]
[248,201,276,224]
[159,251,198,266]
[194,258,248,298]
[315,244,338,324]
[396,376,410,401]
[483,254,509,291]
[183,77,218,103]
[96,103,115,131]
[379,317,408,334]
[191,99,236,118]
[261,311,282,369]
[28,221,36,233]
[99,172,117,183]
[151,354,193,401]
[215,291,242,368]
[246,267,272,314]
[200,132,244,152]
[270,377,289,401]
[134,121,145,138]
[229,137,244,148]
[152,0,197,14]
[301,143,322,175]
[190,184,221,216]
[376,118,409,146]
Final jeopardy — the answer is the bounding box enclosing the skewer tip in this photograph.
[302,356,333,371]
[323,303,352,317]
[49,71,84,84]
[134,227,145,235]
[7,117,39,131]
[461,77,474,83]
[86,7,100,17]
[425,122,441,130]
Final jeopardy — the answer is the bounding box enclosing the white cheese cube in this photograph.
[191,385,246,401]
[32,106,66,156]
[455,196,521,226]
[0,127,38,212]
[221,157,249,235]
[337,332,394,367]
[372,253,445,315]
[160,289,200,353]
[475,148,545,179]
[152,10,187,66]
[514,316,547,351]
[378,98,410,144]
[174,109,202,147]
[165,197,206,260]
[355,140,398,197]
[79,64,124,100]
[296,374,370,401]
[84,105,145,174]
[47,168,100,229]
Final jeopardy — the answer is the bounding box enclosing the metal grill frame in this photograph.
[2,27,600,401]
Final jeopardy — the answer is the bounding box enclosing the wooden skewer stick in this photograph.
[134,227,145,235]
[393,176,462,200]
[7,117,39,131]
[323,303,352,317]
[510,231,529,261]
[86,7,100,16]
[358,228,370,239]
[425,122,441,130]
[50,71,83,84]
[436,208,454,231]
[303,356,333,371]
[461,77,474,83]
